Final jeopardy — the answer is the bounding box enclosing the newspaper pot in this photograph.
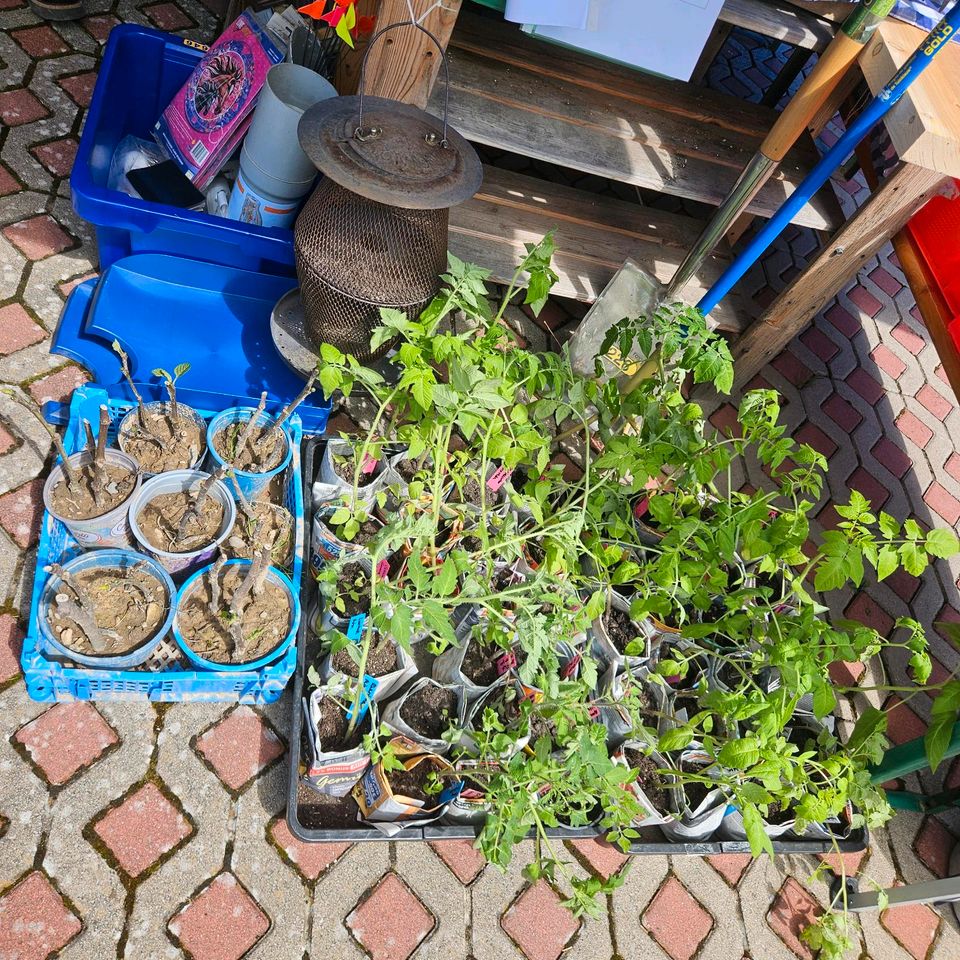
[43,449,142,549]
[301,684,375,798]
[118,401,208,477]
[459,680,536,760]
[433,619,509,703]
[309,508,379,578]
[173,560,299,671]
[589,591,654,675]
[440,462,511,522]
[314,438,387,505]
[660,749,728,842]
[319,630,417,702]
[353,748,460,837]
[381,677,466,756]
[443,765,492,826]
[38,548,175,669]
[129,470,236,576]
[206,407,293,501]
[612,739,674,828]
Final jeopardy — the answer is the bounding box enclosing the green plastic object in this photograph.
[469,0,506,10]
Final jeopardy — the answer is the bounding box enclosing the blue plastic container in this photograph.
[206,407,294,501]
[71,24,296,274]
[21,385,305,703]
[173,559,301,672]
[38,549,176,669]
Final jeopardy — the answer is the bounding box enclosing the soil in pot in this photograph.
[678,762,712,812]
[330,562,371,619]
[333,451,379,488]
[214,421,286,473]
[121,408,204,473]
[225,502,294,567]
[297,783,361,830]
[387,763,435,804]
[399,684,458,740]
[48,463,137,521]
[450,475,484,508]
[46,564,167,656]
[603,606,645,654]
[137,490,224,554]
[332,637,399,678]
[624,747,668,814]
[491,564,524,592]
[395,456,426,483]
[765,800,795,826]
[177,564,291,663]
[460,637,501,687]
[330,516,381,547]
[314,695,368,751]
[459,533,483,554]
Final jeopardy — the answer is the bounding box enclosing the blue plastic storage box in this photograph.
[71,24,297,274]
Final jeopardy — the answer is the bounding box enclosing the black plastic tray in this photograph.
[286,438,867,855]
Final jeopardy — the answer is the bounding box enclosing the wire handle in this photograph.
[355,19,451,147]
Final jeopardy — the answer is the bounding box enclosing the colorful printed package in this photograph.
[154,12,283,189]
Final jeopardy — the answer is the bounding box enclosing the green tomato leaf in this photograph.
[926,528,960,559]
[925,680,960,773]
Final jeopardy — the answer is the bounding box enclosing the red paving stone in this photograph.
[194,706,284,791]
[0,613,24,684]
[0,164,19,197]
[15,702,118,785]
[0,89,49,126]
[871,344,907,380]
[11,26,69,57]
[642,875,713,960]
[892,322,926,355]
[897,410,934,450]
[945,453,960,484]
[845,465,890,509]
[847,368,885,405]
[823,393,863,431]
[27,366,89,407]
[799,326,839,363]
[0,423,15,455]
[568,837,629,879]
[429,839,486,885]
[707,854,752,886]
[502,880,580,960]
[347,873,435,960]
[169,873,269,960]
[924,481,960,525]
[823,303,859,337]
[884,695,927,746]
[0,872,81,959]
[0,303,46,356]
[30,139,79,179]
[57,73,97,108]
[81,14,120,42]
[869,266,903,297]
[818,849,867,876]
[914,816,954,879]
[844,593,894,635]
[887,568,921,604]
[3,216,73,261]
[93,781,192,877]
[847,284,883,318]
[767,877,821,960]
[795,423,837,459]
[0,476,45,549]
[770,350,812,387]
[881,899,940,960]
[828,660,866,686]
[145,2,194,29]
[917,384,952,421]
[871,436,913,479]
[270,818,351,881]
[58,272,98,299]
[709,402,740,436]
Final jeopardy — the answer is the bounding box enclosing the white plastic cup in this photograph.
[117,401,207,477]
[42,449,141,549]
[129,470,236,576]
[226,158,305,230]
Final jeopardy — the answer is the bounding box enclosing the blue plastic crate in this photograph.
[71,24,296,275]
[22,385,305,703]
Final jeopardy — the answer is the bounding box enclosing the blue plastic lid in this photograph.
[52,254,330,433]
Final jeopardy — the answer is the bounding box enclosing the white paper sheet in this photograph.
[505,0,590,27]
[524,0,726,82]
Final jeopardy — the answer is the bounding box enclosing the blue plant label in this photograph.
[346,674,379,722]
[347,613,367,641]
[439,780,465,805]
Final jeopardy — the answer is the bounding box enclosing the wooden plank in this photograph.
[335,0,380,95]
[360,0,463,108]
[433,18,844,230]
[692,23,733,85]
[719,0,835,51]
[861,19,960,179]
[449,166,752,334]
[731,163,948,386]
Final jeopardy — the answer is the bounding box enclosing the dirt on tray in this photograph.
[120,407,204,473]
[460,638,500,686]
[332,637,398,678]
[46,563,168,656]
[624,747,668,813]
[313,694,368,751]
[136,489,224,554]
[48,463,137,521]
[297,782,362,830]
[399,684,457,740]
[333,452,378,487]
[225,502,293,568]
[213,421,285,473]
[176,563,291,664]
[387,763,435,804]
[603,606,644,654]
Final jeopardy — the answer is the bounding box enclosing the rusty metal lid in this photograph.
[297,95,482,209]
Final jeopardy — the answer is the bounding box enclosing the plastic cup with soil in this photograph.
[44,445,142,549]
[224,498,294,570]
[174,556,299,670]
[443,464,507,518]
[39,548,175,668]
[118,401,206,476]
[130,470,236,576]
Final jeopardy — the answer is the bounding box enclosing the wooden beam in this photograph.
[360,0,463,108]
[719,0,835,52]
[335,0,380,95]
[731,162,948,387]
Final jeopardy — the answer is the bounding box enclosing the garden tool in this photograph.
[568,0,895,381]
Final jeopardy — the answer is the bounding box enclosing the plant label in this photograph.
[346,674,379,722]
[376,558,390,579]
[361,455,379,475]
[487,466,511,492]
[347,613,367,641]
[587,705,601,721]
[439,780,465,804]
[562,652,582,679]
[495,651,517,675]
[634,496,649,518]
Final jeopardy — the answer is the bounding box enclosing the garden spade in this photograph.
[568,0,895,382]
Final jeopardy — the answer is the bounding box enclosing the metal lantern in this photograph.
[294,22,483,363]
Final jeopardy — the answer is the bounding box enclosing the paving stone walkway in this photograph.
[2,2,960,959]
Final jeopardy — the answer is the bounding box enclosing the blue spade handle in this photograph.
[698,4,960,315]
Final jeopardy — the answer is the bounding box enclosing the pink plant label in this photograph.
[376,558,390,579]
[587,705,601,721]
[361,455,379,474]
[665,674,682,685]
[633,496,650,519]
[562,653,581,679]
[495,651,517,676]
[487,466,511,492]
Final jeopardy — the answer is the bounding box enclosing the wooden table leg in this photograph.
[731,162,948,389]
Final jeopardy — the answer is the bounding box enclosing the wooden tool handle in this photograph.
[762,30,863,162]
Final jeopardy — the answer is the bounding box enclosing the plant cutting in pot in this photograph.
[113,342,206,474]
[223,472,294,569]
